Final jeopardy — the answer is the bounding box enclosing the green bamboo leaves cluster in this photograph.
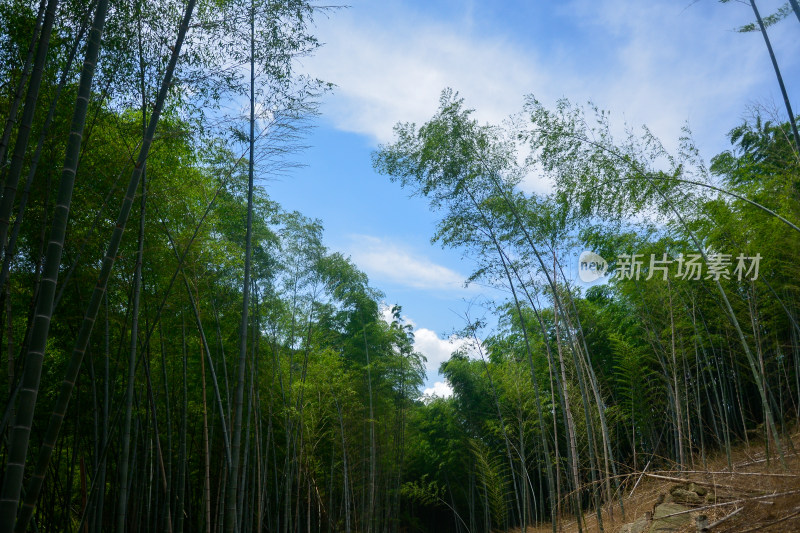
[0,1,431,532]
[2,0,799,531]
[374,87,800,531]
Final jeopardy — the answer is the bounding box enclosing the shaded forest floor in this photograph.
[522,428,800,532]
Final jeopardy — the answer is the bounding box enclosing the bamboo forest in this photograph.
[2,0,800,531]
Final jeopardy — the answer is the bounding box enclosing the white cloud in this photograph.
[423,380,453,398]
[413,327,470,373]
[378,302,473,383]
[377,300,475,386]
[305,0,798,188]
[378,306,484,396]
[560,0,785,154]
[379,303,395,325]
[346,235,469,291]
[305,6,548,145]
[379,302,417,327]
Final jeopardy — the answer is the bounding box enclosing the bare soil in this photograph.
[516,429,800,533]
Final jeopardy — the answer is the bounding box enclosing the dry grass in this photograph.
[511,429,800,533]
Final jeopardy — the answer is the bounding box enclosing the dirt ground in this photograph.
[516,429,800,533]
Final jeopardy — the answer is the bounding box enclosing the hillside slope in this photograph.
[523,430,800,533]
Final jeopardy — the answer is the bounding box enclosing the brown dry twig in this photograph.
[658,489,800,520]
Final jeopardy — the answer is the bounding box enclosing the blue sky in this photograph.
[264,0,800,396]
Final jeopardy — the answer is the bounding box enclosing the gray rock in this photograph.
[619,512,651,533]
[649,502,691,532]
[670,488,702,504]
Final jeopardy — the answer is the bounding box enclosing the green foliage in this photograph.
[470,438,510,528]
[401,474,445,507]
[728,2,792,32]
[377,86,800,530]
[3,0,800,529]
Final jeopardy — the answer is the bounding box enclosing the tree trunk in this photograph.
[0,0,108,526]
[749,0,800,155]
[0,0,46,168]
[226,1,257,529]
[0,0,60,252]
[0,17,86,295]
[12,2,198,527]
[116,165,147,532]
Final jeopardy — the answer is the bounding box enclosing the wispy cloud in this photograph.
[560,0,795,154]
[305,5,547,144]
[305,0,798,166]
[346,234,469,291]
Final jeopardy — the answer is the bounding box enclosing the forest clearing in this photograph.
[1,0,800,532]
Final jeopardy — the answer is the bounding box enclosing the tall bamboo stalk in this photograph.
[0,0,108,525]
[0,17,86,295]
[226,1,256,528]
[200,332,212,533]
[12,2,197,528]
[116,164,147,532]
[790,0,800,23]
[0,0,46,170]
[0,0,60,252]
[749,0,800,155]
[176,313,188,533]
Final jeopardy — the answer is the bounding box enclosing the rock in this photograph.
[670,487,702,505]
[649,502,692,532]
[619,512,651,533]
[688,483,707,497]
[669,484,685,496]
